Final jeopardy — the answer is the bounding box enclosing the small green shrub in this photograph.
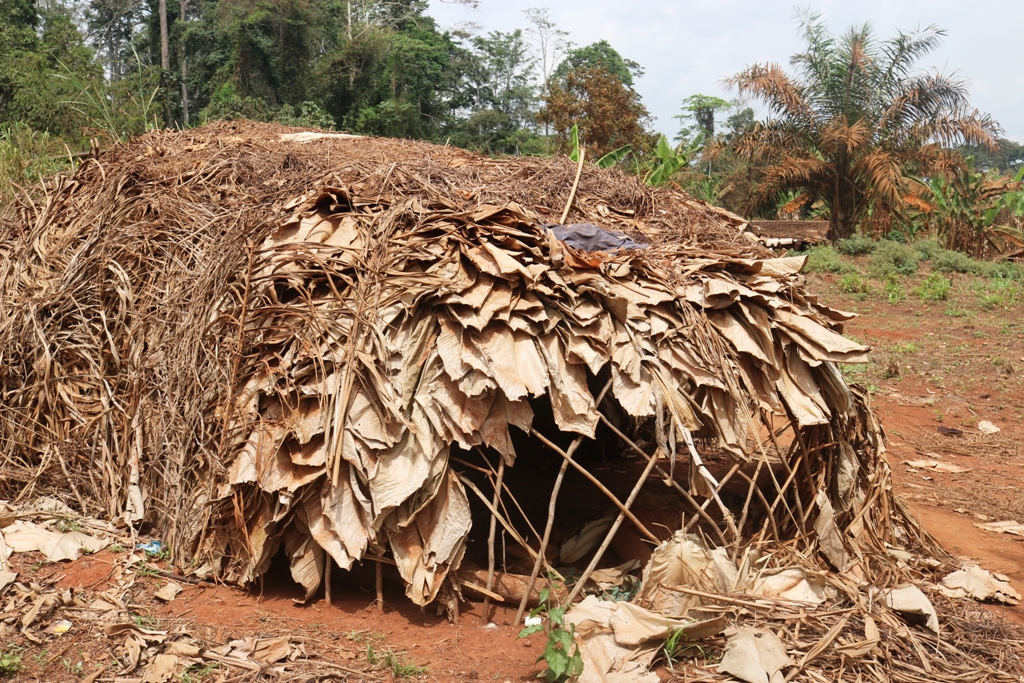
[839,273,870,294]
[520,587,584,682]
[804,245,852,273]
[983,260,1024,281]
[275,101,336,129]
[0,123,76,203]
[913,238,944,261]
[932,249,979,274]
[868,241,919,278]
[835,235,877,256]
[915,273,952,301]
[0,646,22,677]
[975,277,1022,309]
[883,275,906,304]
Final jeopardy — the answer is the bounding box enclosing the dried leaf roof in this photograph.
[0,121,881,579]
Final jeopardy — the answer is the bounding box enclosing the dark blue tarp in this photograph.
[549,223,647,253]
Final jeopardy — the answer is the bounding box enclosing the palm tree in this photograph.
[728,11,998,241]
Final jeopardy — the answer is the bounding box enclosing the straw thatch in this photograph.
[2,122,1021,682]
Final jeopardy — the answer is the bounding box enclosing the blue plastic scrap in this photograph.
[136,540,165,555]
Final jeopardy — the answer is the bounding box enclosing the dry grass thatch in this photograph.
[1,122,1022,682]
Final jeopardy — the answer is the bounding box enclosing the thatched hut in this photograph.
[6,122,1018,682]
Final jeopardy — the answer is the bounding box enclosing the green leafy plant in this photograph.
[56,50,161,143]
[177,663,220,683]
[132,612,159,628]
[803,245,852,273]
[61,658,83,677]
[55,516,82,533]
[519,588,584,682]
[913,238,944,261]
[0,646,22,677]
[366,645,425,679]
[644,135,701,187]
[889,341,918,354]
[868,241,919,278]
[838,273,870,295]
[663,627,712,669]
[982,260,1024,281]
[915,273,952,301]
[275,101,335,129]
[974,276,1022,309]
[883,275,905,304]
[596,144,632,168]
[932,249,979,274]
[915,160,1024,257]
[835,235,877,256]
[686,175,735,205]
[568,122,582,162]
[0,123,76,204]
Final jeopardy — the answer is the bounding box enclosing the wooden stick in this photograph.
[565,446,659,604]
[464,449,544,544]
[529,428,659,544]
[375,559,383,614]
[559,147,586,224]
[324,556,332,606]
[458,577,504,602]
[761,420,805,536]
[483,459,505,620]
[451,580,459,626]
[597,412,730,548]
[455,472,549,569]
[733,464,780,542]
[514,434,583,626]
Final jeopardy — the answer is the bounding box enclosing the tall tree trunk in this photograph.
[179,0,189,126]
[827,157,857,241]
[159,0,170,125]
[827,190,857,241]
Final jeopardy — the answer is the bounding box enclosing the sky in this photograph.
[426,0,1024,143]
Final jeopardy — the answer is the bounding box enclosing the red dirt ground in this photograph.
[808,267,1024,627]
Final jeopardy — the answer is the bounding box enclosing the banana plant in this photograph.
[568,123,581,163]
[920,159,1024,256]
[596,144,632,168]
[589,133,701,187]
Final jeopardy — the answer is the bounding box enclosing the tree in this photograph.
[960,138,1024,174]
[539,64,652,158]
[312,6,462,139]
[1,1,103,138]
[675,94,730,143]
[85,0,146,84]
[0,0,40,116]
[728,11,998,241]
[449,28,539,154]
[551,39,641,87]
[522,7,568,99]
